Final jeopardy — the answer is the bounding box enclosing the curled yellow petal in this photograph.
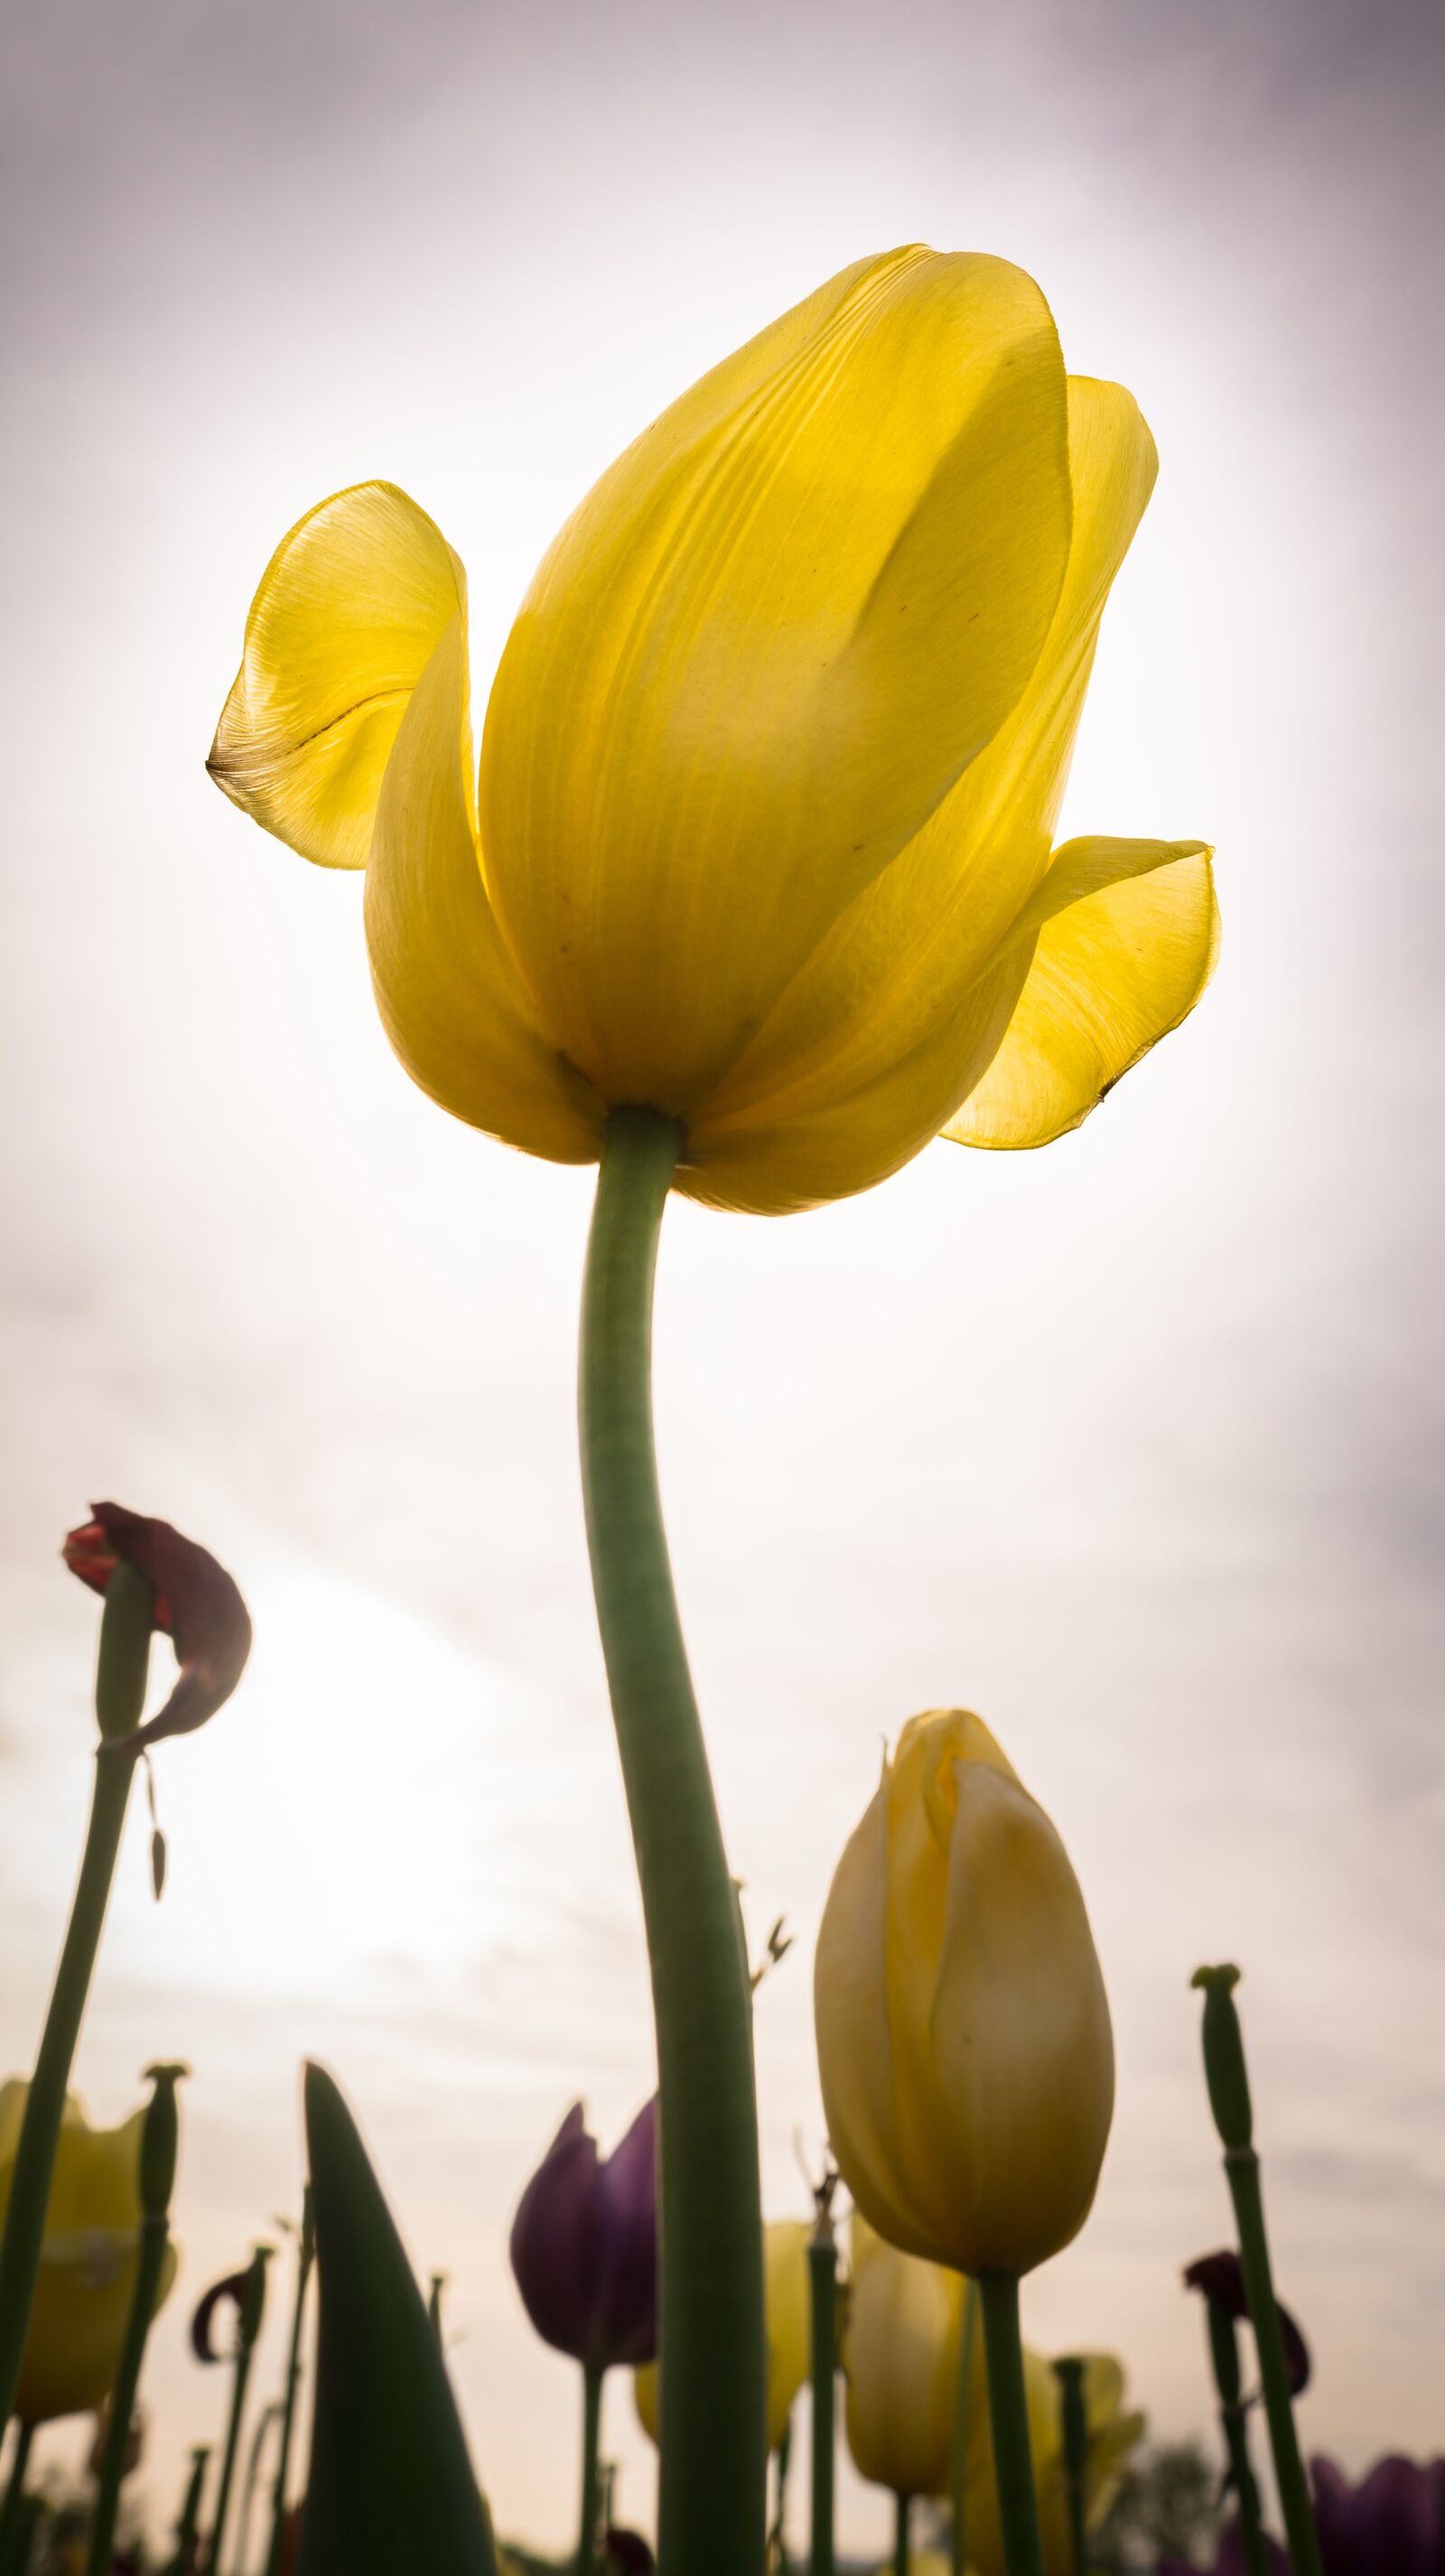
[209,482,465,870]
[480,246,1070,1111]
[946,835,1219,1149]
[363,620,602,1164]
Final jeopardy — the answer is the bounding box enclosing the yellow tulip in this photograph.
[0,2080,178,2426]
[844,2214,977,2501]
[209,247,1216,1217]
[634,2218,809,2454]
[814,1710,1113,2277]
[961,2346,1143,2576]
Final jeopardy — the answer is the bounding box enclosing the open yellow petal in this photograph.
[946,836,1219,1149]
[683,377,1159,1213]
[480,246,1070,1110]
[209,482,466,870]
[364,620,603,1165]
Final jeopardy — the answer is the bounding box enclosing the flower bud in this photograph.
[815,1709,1114,2276]
[508,2097,657,2372]
[63,1502,252,1751]
[1190,1966,1254,2153]
[843,2214,968,2500]
[137,2062,188,2220]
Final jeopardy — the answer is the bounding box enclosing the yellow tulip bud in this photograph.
[843,2214,977,2501]
[0,2080,179,2426]
[633,2218,809,2456]
[814,1710,1113,2276]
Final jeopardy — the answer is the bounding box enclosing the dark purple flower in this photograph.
[603,2532,656,2575]
[508,2097,657,2371]
[1310,2453,1445,2576]
[1184,2248,1311,2395]
[63,1502,251,1749]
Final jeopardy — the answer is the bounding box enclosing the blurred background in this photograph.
[1,0,1441,2554]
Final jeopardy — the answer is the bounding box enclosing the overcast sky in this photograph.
[2,0,1442,2556]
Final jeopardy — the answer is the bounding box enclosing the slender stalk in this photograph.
[951,2282,978,2576]
[166,2448,210,2576]
[1224,2152,1322,2576]
[264,2198,315,2576]
[892,2491,911,2576]
[979,2274,1044,2576]
[806,2235,836,2576]
[0,2423,35,2576]
[1052,2359,1088,2576]
[575,2365,604,2576]
[578,1106,766,2576]
[0,1565,151,2428]
[85,2217,169,2575]
[1202,2298,1271,2576]
[234,2401,279,2576]
[209,2342,256,2576]
[770,2420,793,2575]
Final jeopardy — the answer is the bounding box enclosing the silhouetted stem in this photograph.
[86,2214,169,2575]
[952,2283,979,2576]
[1224,2151,1323,2576]
[807,2236,836,2576]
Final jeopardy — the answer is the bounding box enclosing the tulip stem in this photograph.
[1053,2359,1088,2576]
[979,2274,1045,2576]
[85,2210,170,2576]
[0,2423,35,2576]
[575,2364,604,2576]
[807,2235,836,2576]
[892,2491,911,2576]
[264,2195,315,2576]
[165,2449,210,2576]
[951,2282,978,2576]
[209,2339,256,2576]
[579,1105,766,2576]
[0,1564,151,2431]
[1200,2296,1271,2576]
[1223,2151,1322,2576]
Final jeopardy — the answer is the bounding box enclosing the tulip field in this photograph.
[1,11,1440,2571]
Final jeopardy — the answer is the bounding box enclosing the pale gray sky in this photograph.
[2,0,1442,2556]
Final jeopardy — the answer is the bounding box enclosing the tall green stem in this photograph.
[1052,2359,1088,2576]
[979,2274,1044,2576]
[1201,2297,1271,2576]
[575,2365,604,2576]
[578,1106,766,2576]
[892,2491,911,2576]
[265,2198,315,2576]
[209,2343,256,2576]
[951,2283,978,2576]
[85,2216,169,2576]
[0,2423,35,2576]
[165,2449,210,2576]
[0,1564,151,2429]
[807,2235,836,2576]
[1224,2152,1321,2576]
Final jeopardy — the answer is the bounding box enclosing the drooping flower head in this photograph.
[509,2098,657,2372]
[63,1502,252,1750]
[210,249,1216,1216]
[1184,2247,1311,2395]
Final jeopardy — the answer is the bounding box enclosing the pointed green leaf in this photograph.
[297,2063,498,2576]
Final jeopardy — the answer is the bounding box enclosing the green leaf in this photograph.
[297,2063,499,2576]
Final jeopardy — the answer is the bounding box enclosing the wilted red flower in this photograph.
[190,2268,252,2363]
[1183,2248,1310,2395]
[1310,2453,1445,2575]
[604,2531,656,2574]
[509,2098,657,2372]
[63,1502,251,1749]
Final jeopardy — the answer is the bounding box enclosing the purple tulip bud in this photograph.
[508,2098,657,2371]
[1310,2453,1445,2576]
[1183,2247,1311,2395]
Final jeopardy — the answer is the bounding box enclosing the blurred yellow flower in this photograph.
[844,2214,977,2500]
[814,1709,1113,2277]
[634,2218,809,2454]
[0,2081,178,2426]
[210,246,1216,1217]
[962,2347,1144,2576]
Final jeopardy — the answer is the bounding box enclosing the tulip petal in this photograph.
[209,483,466,870]
[363,621,604,1163]
[683,377,1161,1212]
[763,2221,812,2454]
[814,1766,933,2262]
[945,835,1218,1149]
[844,2219,961,2500]
[480,246,1071,1110]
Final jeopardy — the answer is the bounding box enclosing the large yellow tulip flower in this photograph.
[961,2346,1143,2576]
[844,2215,977,2502]
[210,246,1216,1216]
[0,2081,178,2426]
[634,2218,809,2455]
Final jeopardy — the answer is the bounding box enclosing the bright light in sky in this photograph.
[2,0,1441,2557]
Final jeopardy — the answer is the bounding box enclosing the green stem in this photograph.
[1224,2151,1322,2576]
[979,2274,1044,2576]
[0,1751,138,2425]
[0,2423,35,2576]
[578,1106,766,2576]
[952,2282,978,2576]
[807,2237,835,2576]
[165,2449,210,2576]
[208,2343,255,2576]
[1201,2300,1270,2576]
[235,2401,278,2576]
[85,2213,169,2576]
[1053,2359,1088,2576]
[575,2365,604,2576]
[892,2491,911,2576]
[265,2205,315,2576]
